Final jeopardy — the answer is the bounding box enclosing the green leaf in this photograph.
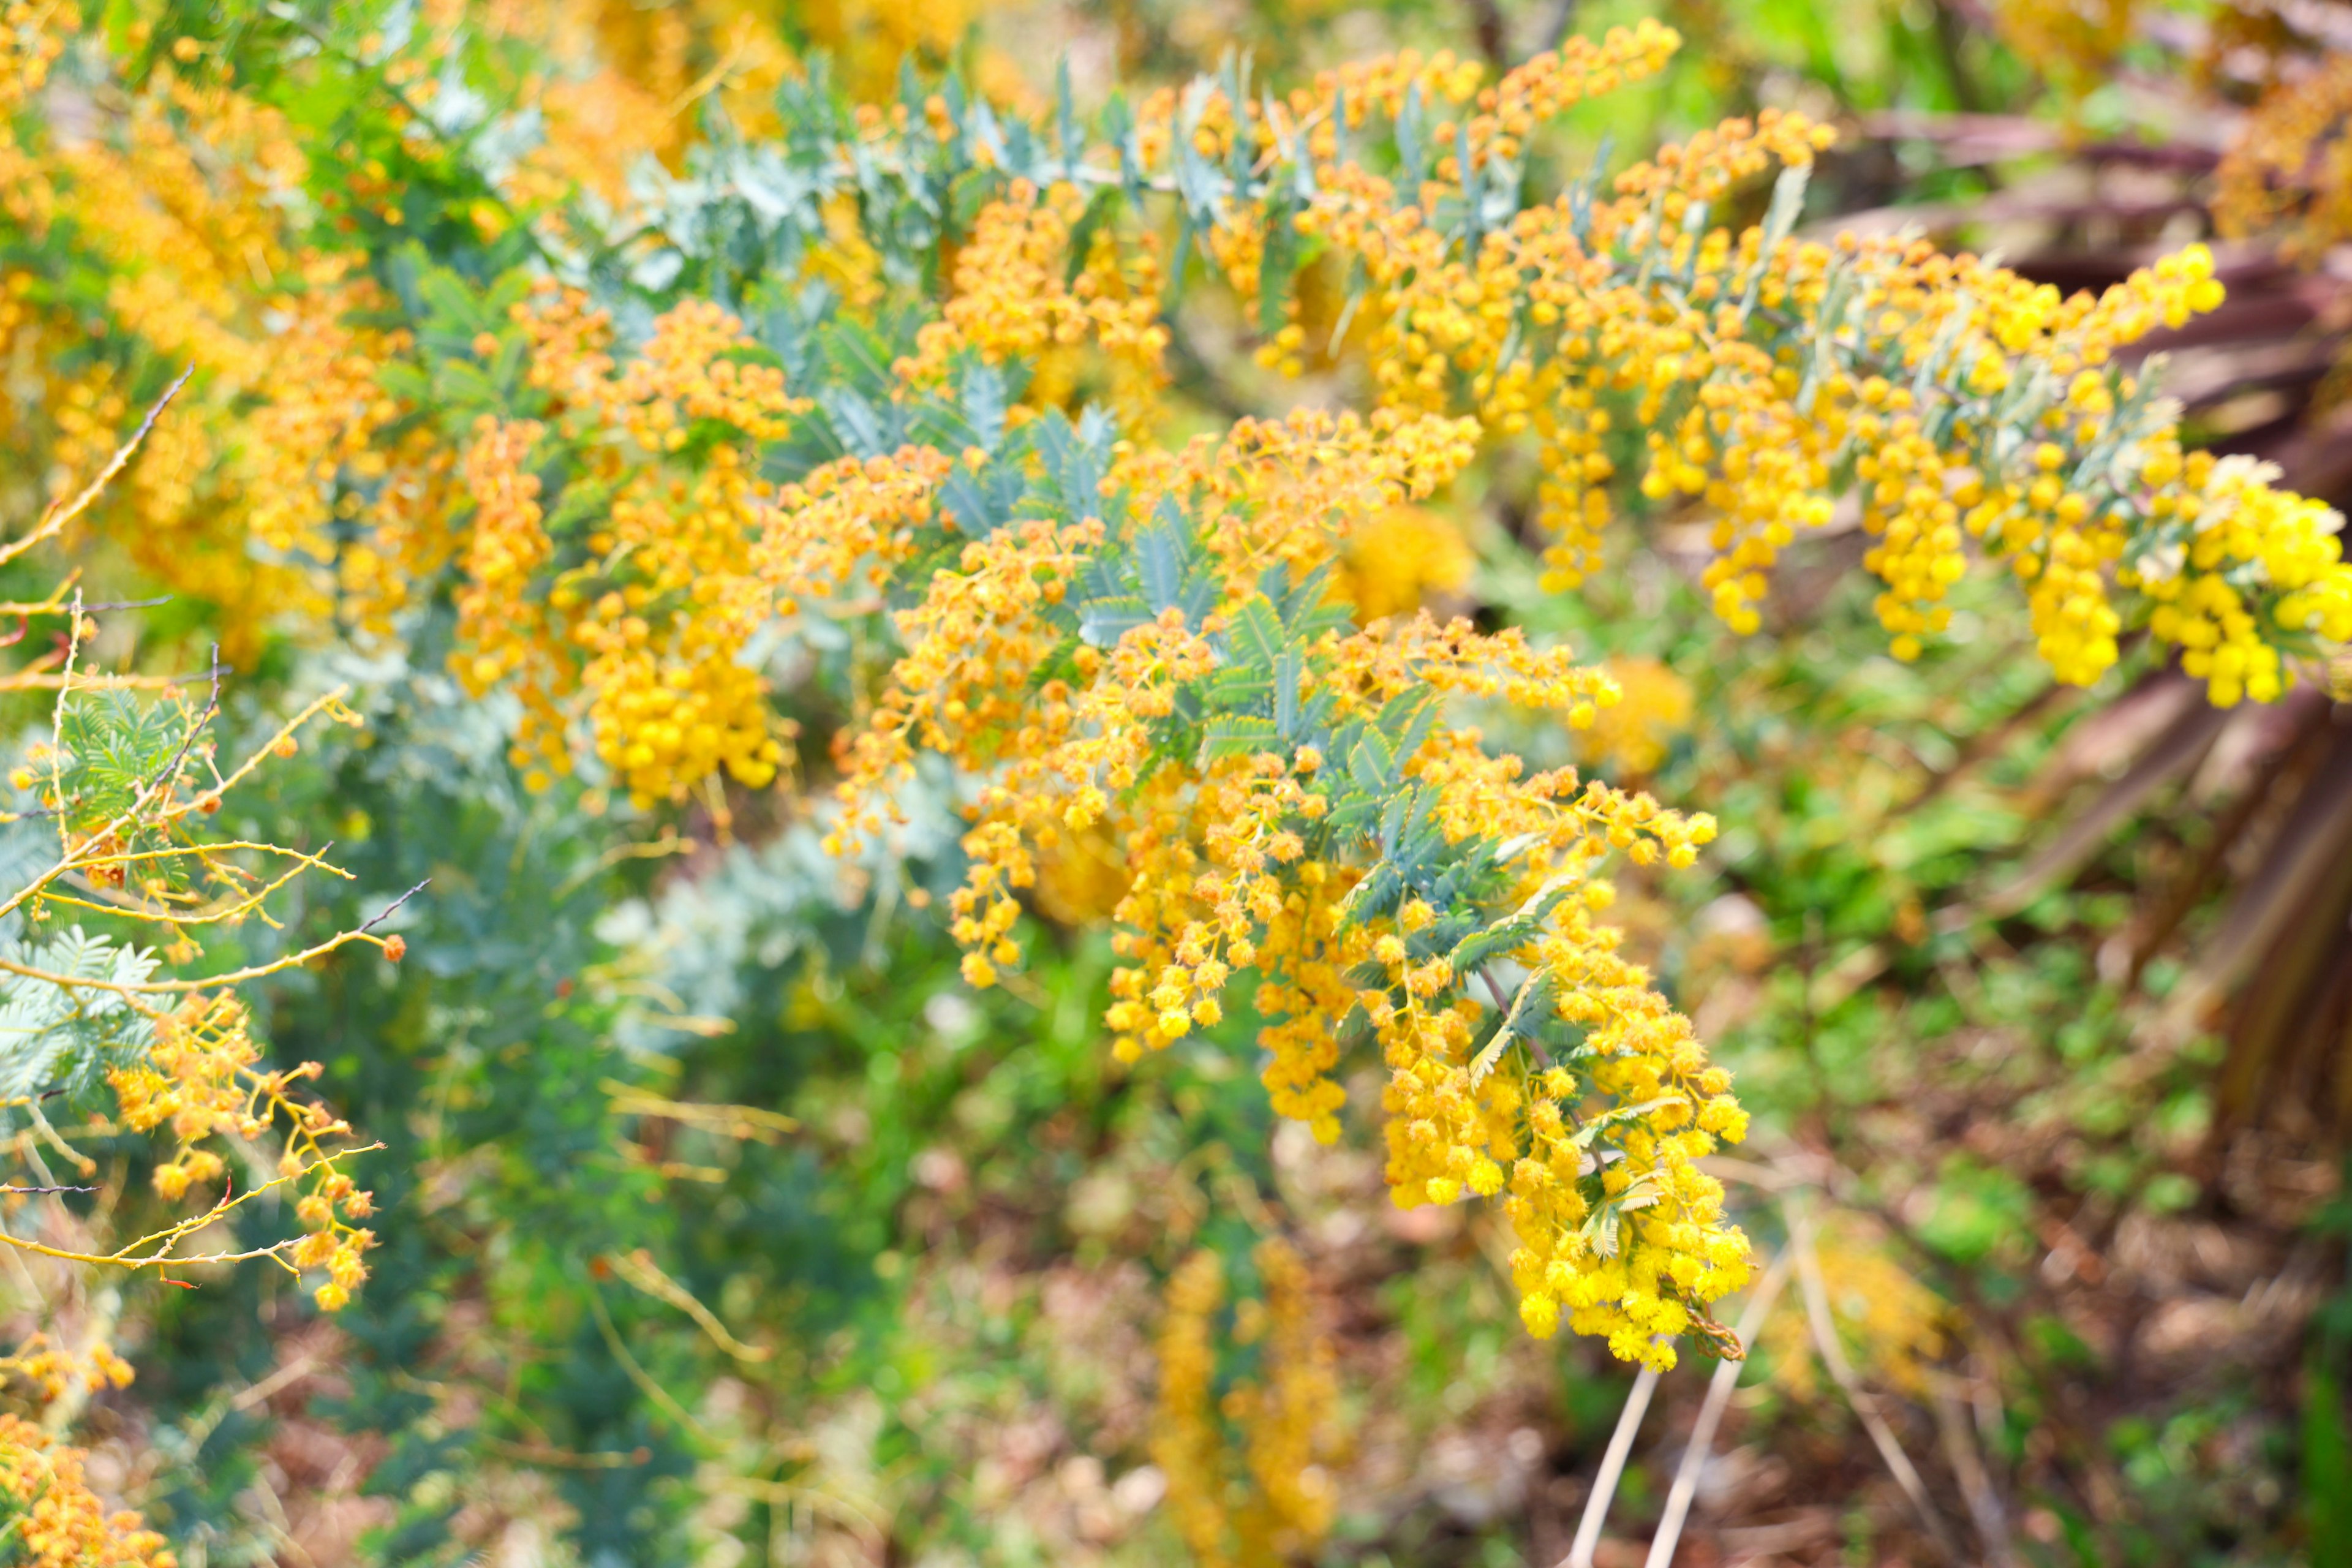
[1376,688,1439,763]
[1335,861,1403,930]
[1229,597,1286,673]
[1200,715,1280,761]
[1570,1097,1690,1149]
[1137,518,1189,612]
[1274,646,1304,739]
[1257,190,1299,337]
[1201,667,1273,709]
[1450,876,1580,976]
[960,358,1009,453]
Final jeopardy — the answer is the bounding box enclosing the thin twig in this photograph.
[0,368,192,570]
[0,675,351,929]
[1645,1240,1801,1568]
[1931,1370,2018,1567]
[606,1247,775,1363]
[486,1438,655,1469]
[358,878,431,934]
[1785,1195,1961,1561]
[586,1277,711,1443]
[1561,1355,1662,1568]
[0,919,399,995]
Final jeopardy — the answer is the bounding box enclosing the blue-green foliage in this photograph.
[0,692,209,1120]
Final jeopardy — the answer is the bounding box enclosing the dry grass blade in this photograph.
[2166,719,2352,1042]
[1930,1372,2018,1568]
[1970,695,2230,924]
[1785,1196,1960,1562]
[1643,1242,1798,1568]
[1560,1358,1662,1568]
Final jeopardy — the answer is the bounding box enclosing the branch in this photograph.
[0,918,401,997]
[1463,0,1510,67]
[1931,1371,2018,1567]
[358,878,431,935]
[0,368,192,570]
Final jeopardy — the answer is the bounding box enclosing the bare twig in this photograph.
[1562,1354,1662,1568]
[486,1438,655,1469]
[606,1246,775,1363]
[0,1145,383,1272]
[228,1353,320,1414]
[1931,1370,2018,1567]
[1785,1196,1961,1561]
[358,878,431,934]
[0,918,400,995]
[0,368,192,571]
[1645,1241,1801,1567]
[586,1277,712,1443]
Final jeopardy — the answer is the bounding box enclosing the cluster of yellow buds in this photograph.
[900,181,1169,421]
[2215,52,2352,263]
[831,476,1746,1363]
[1986,0,2141,97]
[440,295,824,803]
[1149,1242,1338,1567]
[0,1335,135,1406]
[2125,448,2352,704]
[1152,1250,1231,1560]
[23,0,2350,1390]
[0,1415,177,1568]
[1117,408,1483,600]
[1335,505,1474,623]
[750,197,1762,1360]
[0,37,388,655]
[109,993,376,1311]
[1133,31,2348,699]
[1578,657,1694,778]
[0,0,74,116]
[454,416,557,700]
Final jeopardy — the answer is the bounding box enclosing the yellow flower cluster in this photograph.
[1990,0,2343,116]
[1760,1217,1948,1401]
[1150,1242,1338,1568]
[0,0,70,118]
[821,470,1746,1361]
[109,992,376,1311]
[1579,657,1694,778]
[825,395,1480,855]
[19,4,2352,1386]
[0,17,401,659]
[434,292,820,801]
[1237,47,2345,696]
[2124,448,2352,704]
[1987,0,2138,97]
[0,1335,135,1408]
[1083,408,1482,615]
[1335,505,1475,622]
[0,1416,175,1568]
[900,179,1169,420]
[2215,51,2352,264]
